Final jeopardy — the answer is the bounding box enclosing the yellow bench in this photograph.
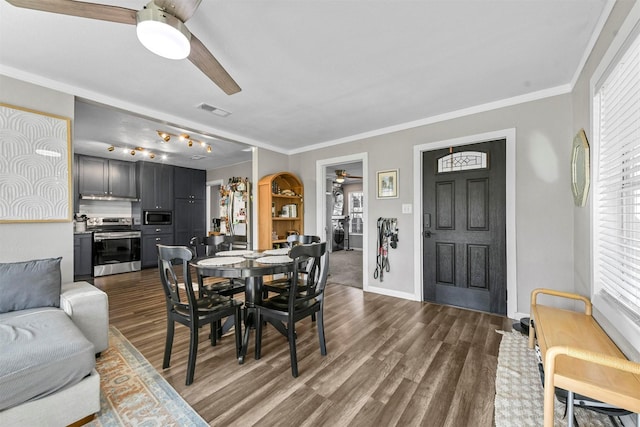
[528,288,640,427]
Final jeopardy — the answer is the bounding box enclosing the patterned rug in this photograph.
[87,326,208,427]
[494,330,614,427]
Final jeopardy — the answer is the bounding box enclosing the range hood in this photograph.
[80,194,139,202]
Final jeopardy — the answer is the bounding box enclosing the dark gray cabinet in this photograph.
[74,233,93,279]
[78,155,137,199]
[141,225,174,268]
[138,162,174,210]
[173,167,206,246]
[174,167,206,200]
[174,198,206,246]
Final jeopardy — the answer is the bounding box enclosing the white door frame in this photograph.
[316,153,369,292]
[412,129,518,318]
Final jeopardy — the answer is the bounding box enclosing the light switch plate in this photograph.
[402,204,412,214]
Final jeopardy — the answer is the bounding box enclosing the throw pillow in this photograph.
[0,257,62,313]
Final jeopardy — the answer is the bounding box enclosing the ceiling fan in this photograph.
[5,0,241,95]
[334,169,362,183]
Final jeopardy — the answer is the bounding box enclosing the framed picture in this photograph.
[0,103,72,222]
[377,169,398,199]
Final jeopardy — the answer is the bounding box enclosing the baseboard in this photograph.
[365,284,419,301]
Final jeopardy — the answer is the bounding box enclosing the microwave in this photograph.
[144,211,172,225]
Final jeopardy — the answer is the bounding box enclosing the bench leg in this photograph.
[566,391,574,427]
[528,318,535,349]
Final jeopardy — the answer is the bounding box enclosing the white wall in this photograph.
[291,94,574,315]
[0,75,75,282]
[206,160,252,183]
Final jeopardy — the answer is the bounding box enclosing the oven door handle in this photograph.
[94,232,141,241]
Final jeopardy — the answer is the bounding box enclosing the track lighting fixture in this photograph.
[105,145,157,159]
[158,131,171,142]
[105,129,214,161]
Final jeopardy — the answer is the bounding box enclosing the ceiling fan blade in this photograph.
[5,0,137,25]
[188,34,241,95]
[155,0,202,22]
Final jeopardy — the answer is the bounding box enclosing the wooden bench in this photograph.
[528,288,640,427]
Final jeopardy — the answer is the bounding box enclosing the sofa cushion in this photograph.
[0,257,62,313]
[0,307,95,411]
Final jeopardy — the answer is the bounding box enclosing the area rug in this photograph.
[494,330,614,427]
[87,326,208,427]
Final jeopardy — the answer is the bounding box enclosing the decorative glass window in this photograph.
[437,151,488,173]
[349,191,364,234]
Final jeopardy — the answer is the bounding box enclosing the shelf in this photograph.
[272,239,287,243]
[272,217,300,220]
[272,193,301,199]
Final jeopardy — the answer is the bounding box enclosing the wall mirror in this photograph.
[571,129,590,207]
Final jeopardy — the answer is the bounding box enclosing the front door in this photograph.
[422,139,506,314]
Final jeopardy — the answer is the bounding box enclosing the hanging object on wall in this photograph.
[373,217,399,282]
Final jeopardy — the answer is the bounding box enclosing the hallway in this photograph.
[328,249,363,288]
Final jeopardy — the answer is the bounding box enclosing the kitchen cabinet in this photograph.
[141,225,174,268]
[138,161,174,210]
[173,167,206,246]
[174,195,206,246]
[77,155,137,199]
[174,166,206,200]
[258,172,304,249]
[73,233,93,279]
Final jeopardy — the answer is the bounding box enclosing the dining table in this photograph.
[190,248,299,363]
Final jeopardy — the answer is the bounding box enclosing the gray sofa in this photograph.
[0,258,109,426]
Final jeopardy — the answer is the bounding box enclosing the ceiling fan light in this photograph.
[136,6,191,60]
[335,177,345,183]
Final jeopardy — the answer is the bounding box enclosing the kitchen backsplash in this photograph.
[77,200,133,218]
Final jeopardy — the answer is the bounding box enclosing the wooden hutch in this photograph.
[258,172,304,249]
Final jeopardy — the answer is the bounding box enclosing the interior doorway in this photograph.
[316,154,368,290]
[206,180,223,234]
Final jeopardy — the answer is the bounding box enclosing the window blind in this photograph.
[593,29,640,319]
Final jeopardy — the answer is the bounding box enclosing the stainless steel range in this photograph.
[87,217,141,277]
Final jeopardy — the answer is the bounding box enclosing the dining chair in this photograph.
[157,244,243,385]
[262,234,321,295]
[189,235,245,298]
[189,235,225,258]
[222,234,250,250]
[254,241,329,377]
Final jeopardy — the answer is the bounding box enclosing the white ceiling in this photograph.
[0,0,611,170]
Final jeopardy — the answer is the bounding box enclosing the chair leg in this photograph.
[186,325,199,386]
[255,309,262,360]
[210,322,216,346]
[234,306,242,361]
[163,318,174,369]
[289,323,298,377]
[317,310,327,356]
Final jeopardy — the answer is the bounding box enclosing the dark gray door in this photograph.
[422,139,506,314]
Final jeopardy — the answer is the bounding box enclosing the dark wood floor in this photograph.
[94,267,512,426]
